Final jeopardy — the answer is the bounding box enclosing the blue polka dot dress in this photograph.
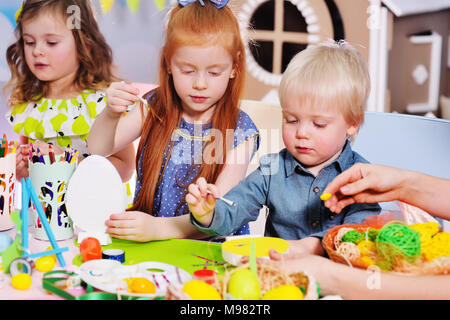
[134,110,260,236]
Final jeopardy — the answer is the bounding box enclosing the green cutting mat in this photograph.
[73,238,226,275]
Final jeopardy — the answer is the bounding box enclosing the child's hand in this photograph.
[105,81,140,115]
[16,144,30,181]
[105,211,157,242]
[185,177,219,227]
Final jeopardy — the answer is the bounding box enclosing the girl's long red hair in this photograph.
[130,2,246,216]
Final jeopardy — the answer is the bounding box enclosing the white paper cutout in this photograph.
[66,155,127,245]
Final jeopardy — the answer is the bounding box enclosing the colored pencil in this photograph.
[37,148,45,164]
[2,134,7,157]
[48,145,55,164]
[69,150,78,164]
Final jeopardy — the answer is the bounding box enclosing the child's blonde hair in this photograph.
[279,40,370,127]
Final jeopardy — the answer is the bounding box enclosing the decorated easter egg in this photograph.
[183,280,221,300]
[35,255,56,272]
[262,285,304,300]
[80,237,102,262]
[227,268,260,300]
[127,277,156,294]
[11,273,32,290]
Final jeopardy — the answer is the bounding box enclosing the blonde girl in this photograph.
[4,0,135,181]
[88,0,260,241]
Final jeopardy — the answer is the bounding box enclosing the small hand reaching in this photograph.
[185,177,219,227]
[105,81,141,116]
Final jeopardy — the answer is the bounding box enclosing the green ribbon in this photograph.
[249,241,257,275]
[42,270,165,300]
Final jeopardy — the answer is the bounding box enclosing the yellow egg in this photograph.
[11,273,32,290]
[227,268,261,300]
[320,193,332,201]
[126,277,156,294]
[355,256,375,268]
[35,255,56,272]
[183,280,222,300]
[45,246,57,261]
[262,285,304,300]
[357,240,377,256]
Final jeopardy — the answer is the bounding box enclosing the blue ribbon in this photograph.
[178,0,229,9]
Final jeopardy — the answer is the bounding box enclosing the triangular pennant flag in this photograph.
[154,0,165,11]
[100,0,115,13]
[126,0,140,13]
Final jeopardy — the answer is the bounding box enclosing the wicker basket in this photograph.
[322,223,450,275]
[322,224,373,269]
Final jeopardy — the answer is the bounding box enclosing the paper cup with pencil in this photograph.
[0,134,18,231]
[28,143,78,240]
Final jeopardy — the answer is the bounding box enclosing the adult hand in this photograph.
[322,163,408,213]
[269,249,336,295]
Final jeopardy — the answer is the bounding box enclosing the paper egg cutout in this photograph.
[66,155,127,235]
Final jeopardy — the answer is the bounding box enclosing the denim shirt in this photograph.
[191,141,381,239]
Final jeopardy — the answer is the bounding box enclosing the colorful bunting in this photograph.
[154,0,165,10]
[100,0,115,13]
[126,0,140,13]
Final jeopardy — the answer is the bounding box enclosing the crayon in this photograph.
[2,134,7,156]
[0,141,4,158]
[67,151,73,163]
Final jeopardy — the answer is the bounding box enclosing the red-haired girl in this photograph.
[88,0,259,241]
